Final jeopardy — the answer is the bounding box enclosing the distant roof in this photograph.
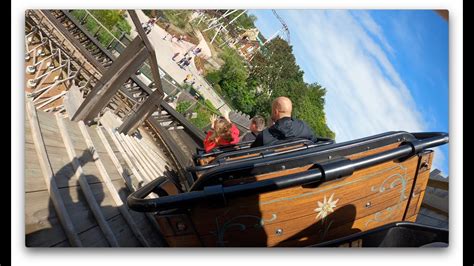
[240,28,260,42]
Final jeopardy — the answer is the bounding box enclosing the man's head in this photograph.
[271,96,293,122]
[249,115,265,134]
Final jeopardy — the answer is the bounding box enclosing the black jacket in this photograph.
[250,117,319,147]
[241,131,259,142]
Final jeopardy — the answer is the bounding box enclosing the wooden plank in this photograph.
[115,131,155,183]
[55,113,119,247]
[25,99,82,246]
[77,225,110,247]
[96,126,135,192]
[25,142,48,192]
[137,128,173,169]
[133,136,168,174]
[416,213,448,229]
[102,125,147,185]
[98,113,172,244]
[41,144,102,188]
[128,10,165,98]
[137,127,169,159]
[78,121,150,247]
[83,126,126,181]
[56,182,120,232]
[123,133,161,178]
[126,135,162,178]
[61,213,141,247]
[105,213,142,247]
[416,208,448,228]
[25,190,68,247]
[99,126,167,246]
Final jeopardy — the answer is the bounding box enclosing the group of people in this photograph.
[172,46,202,70]
[176,56,192,69]
[203,96,319,152]
[141,17,157,34]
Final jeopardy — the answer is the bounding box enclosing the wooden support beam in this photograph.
[78,121,150,247]
[55,114,119,247]
[71,36,149,123]
[117,10,165,135]
[128,10,165,98]
[117,90,162,135]
[427,178,449,191]
[26,100,82,247]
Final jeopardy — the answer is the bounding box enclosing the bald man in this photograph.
[251,97,319,147]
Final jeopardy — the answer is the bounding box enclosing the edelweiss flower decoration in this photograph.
[314,193,339,220]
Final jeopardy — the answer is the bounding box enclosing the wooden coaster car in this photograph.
[128,131,448,247]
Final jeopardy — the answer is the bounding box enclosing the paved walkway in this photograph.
[126,11,232,115]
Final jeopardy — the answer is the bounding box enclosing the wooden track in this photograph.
[25,100,169,247]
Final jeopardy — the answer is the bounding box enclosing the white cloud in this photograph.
[284,10,447,172]
[351,10,395,56]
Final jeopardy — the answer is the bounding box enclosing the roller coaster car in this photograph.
[127,131,449,247]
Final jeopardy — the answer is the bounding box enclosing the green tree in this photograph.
[248,37,335,138]
[248,37,305,116]
[292,83,335,139]
[207,48,256,114]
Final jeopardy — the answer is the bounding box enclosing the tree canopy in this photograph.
[205,37,335,139]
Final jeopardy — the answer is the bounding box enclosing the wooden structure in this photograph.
[26,99,169,246]
[71,10,165,136]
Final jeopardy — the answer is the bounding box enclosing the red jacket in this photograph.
[203,124,240,152]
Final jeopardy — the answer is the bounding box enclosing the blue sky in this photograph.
[248,10,449,176]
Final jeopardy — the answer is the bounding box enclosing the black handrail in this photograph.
[188,131,417,189]
[127,132,448,212]
[192,140,255,160]
[189,139,331,173]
